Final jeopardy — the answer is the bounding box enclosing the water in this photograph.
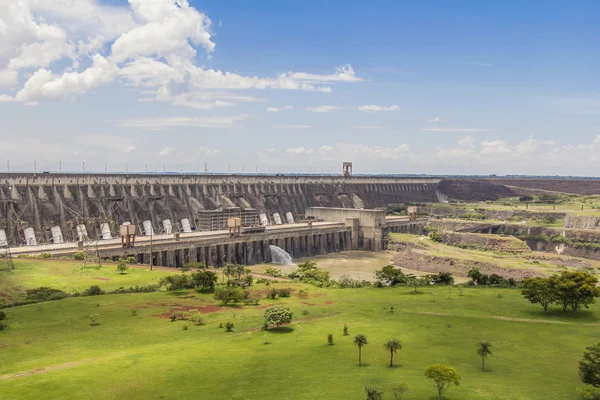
[269,245,293,265]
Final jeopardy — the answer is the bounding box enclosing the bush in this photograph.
[278,288,291,297]
[131,310,137,317]
[182,324,188,330]
[84,285,105,296]
[225,321,235,332]
[460,212,487,221]
[183,262,206,270]
[188,309,205,325]
[117,259,129,274]
[0,311,5,321]
[159,274,195,291]
[264,305,293,329]
[519,195,533,202]
[343,324,349,336]
[328,334,334,345]
[73,251,88,261]
[264,267,283,277]
[429,231,443,242]
[25,287,69,302]
[268,288,278,299]
[89,314,99,326]
[125,256,136,264]
[214,286,245,305]
[0,322,7,331]
[38,253,52,259]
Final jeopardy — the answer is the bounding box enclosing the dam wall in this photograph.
[0,173,440,246]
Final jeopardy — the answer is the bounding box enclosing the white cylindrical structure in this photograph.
[50,226,64,244]
[0,229,7,246]
[100,223,112,240]
[285,212,295,224]
[259,213,269,226]
[162,219,172,235]
[76,224,88,241]
[23,227,37,246]
[180,218,192,233]
[273,213,283,225]
[142,220,154,236]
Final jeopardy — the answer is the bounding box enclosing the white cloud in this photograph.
[358,104,400,112]
[0,1,361,106]
[516,136,538,154]
[270,124,312,129]
[116,114,249,130]
[286,146,315,155]
[284,143,409,160]
[427,117,442,122]
[437,135,475,159]
[158,146,174,156]
[266,105,293,112]
[306,105,345,113]
[79,134,136,153]
[198,146,220,156]
[542,140,556,145]
[420,127,494,133]
[480,139,510,154]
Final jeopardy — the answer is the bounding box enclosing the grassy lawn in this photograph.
[1,278,600,399]
[0,259,173,302]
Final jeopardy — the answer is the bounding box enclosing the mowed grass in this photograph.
[0,259,172,301]
[1,281,600,399]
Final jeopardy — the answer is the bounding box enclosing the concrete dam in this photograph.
[0,173,439,246]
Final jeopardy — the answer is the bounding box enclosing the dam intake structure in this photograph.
[0,173,440,246]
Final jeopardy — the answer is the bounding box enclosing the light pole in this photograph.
[149,226,153,271]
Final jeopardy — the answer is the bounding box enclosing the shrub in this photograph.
[116,259,129,274]
[268,288,278,299]
[264,305,293,329]
[84,285,105,296]
[343,324,349,336]
[183,262,206,270]
[0,322,7,331]
[25,287,69,302]
[125,256,136,264]
[38,253,52,259]
[328,334,334,345]
[519,195,533,202]
[429,231,443,242]
[73,251,88,261]
[264,267,283,277]
[278,287,291,297]
[182,324,188,330]
[225,321,235,332]
[191,270,218,291]
[188,309,205,325]
[0,311,5,321]
[214,286,245,305]
[131,310,137,317]
[170,314,177,322]
[89,314,99,326]
[159,274,195,291]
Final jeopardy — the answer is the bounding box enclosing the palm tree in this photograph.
[476,341,492,371]
[384,338,403,367]
[354,334,368,366]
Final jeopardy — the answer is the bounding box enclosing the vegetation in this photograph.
[288,261,331,286]
[429,230,443,242]
[580,343,600,388]
[214,287,245,305]
[476,341,493,371]
[384,338,402,367]
[116,259,129,274]
[364,385,383,400]
[391,383,409,400]
[354,334,368,366]
[425,364,461,400]
[263,305,293,329]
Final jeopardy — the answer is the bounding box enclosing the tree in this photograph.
[550,271,600,313]
[289,261,331,283]
[467,268,489,286]
[580,343,600,387]
[116,259,129,274]
[391,383,409,400]
[522,277,554,312]
[214,286,244,305]
[406,274,426,293]
[264,305,293,329]
[384,338,402,367]
[429,231,443,242]
[364,385,383,400]
[354,334,368,366]
[223,264,236,286]
[374,265,407,286]
[476,341,492,371]
[191,270,218,290]
[424,364,460,400]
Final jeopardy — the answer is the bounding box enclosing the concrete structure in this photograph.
[306,207,385,250]
[0,172,440,246]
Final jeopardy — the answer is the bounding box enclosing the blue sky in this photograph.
[1,0,599,175]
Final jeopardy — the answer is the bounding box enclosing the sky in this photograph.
[0,0,599,176]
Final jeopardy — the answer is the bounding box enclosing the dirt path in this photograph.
[0,353,124,381]
[404,310,598,326]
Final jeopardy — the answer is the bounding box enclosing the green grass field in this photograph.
[0,259,173,302]
[1,257,600,399]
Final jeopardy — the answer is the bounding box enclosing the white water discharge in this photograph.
[269,245,293,265]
